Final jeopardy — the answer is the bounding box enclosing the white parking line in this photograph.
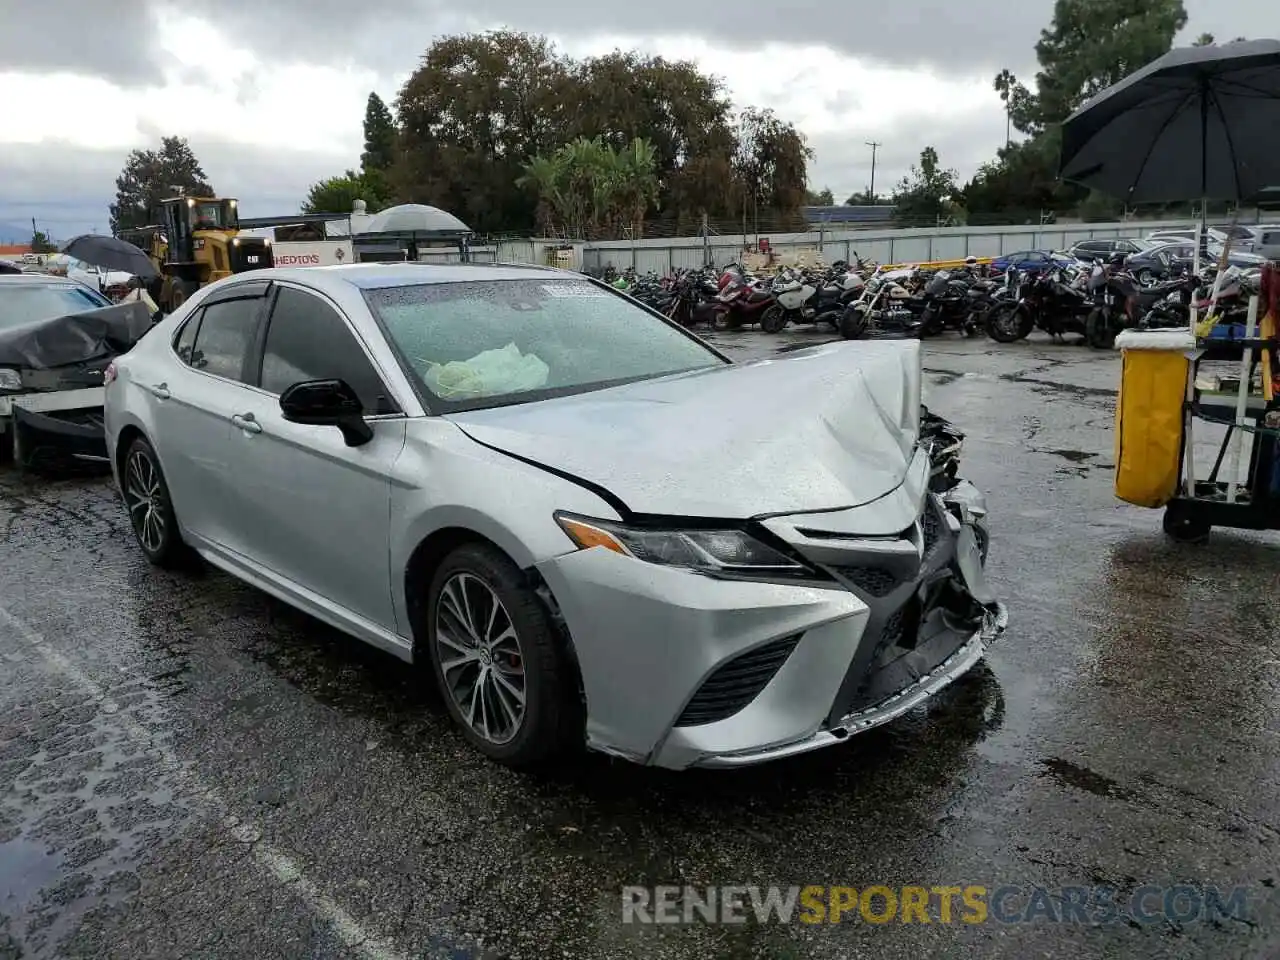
[0,603,410,960]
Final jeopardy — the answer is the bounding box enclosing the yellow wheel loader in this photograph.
[122,197,274,312]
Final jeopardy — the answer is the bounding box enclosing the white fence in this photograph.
[573,219,1208,274]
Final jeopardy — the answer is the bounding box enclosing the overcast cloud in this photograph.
[0,0,1263,242]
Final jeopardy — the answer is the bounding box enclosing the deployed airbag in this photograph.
[0,301,152,369]
[422,343,550,399]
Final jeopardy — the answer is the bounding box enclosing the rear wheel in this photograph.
[425,543,581,767]
[121,437,188,568]
[760,305,786,333]
[1085,308,1116,349]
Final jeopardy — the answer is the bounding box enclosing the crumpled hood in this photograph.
[0,301,152,370]
[447,339,923,519]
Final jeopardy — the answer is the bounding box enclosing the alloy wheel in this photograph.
[123,448,166,554]
[434,572,526,744]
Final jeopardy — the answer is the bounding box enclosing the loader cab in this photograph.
[155,197,240,265]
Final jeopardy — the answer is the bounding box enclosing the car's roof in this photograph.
[0,273,85,288]
[247,262,578,292]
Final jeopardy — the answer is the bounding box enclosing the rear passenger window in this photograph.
[188,299,260,382]
[1263,232,1278,245]
[258,286,398,415]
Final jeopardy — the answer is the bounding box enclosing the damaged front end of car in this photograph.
[0,301,151,468]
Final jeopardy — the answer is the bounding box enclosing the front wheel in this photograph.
[121,437,188,568]
[1085,308,1117,349]
[425,543,581,767]
[986,303,1031,343]
[759,305,786,334]
[839,306,868,340]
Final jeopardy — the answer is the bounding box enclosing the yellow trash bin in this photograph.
[1113,329,1194,508]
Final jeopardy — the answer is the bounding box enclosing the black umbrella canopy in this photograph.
[60,234,159,279]
[1059,40,1280,203]
[0,260,22,275]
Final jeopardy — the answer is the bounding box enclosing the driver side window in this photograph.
[256,286,399,416]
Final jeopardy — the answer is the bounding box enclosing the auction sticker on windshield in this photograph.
[540,283,611,297]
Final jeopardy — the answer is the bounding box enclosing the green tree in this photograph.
[805,187,835,205]
[993,69,1018,148]
[732,107,812,231]
[394,31,575,233]
[571,52,738,232]
[391,32,810,235]
[517,136,660,239]
[109,136,214,235]
[1022,0,1188,132]
[893,147,959,225]
[361,93,396,172]
[301,170,389,215]
[30,229,55,253]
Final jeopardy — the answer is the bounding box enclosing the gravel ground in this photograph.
[1,329,1277,959]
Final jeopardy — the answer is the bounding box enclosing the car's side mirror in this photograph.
[279,378,373,447]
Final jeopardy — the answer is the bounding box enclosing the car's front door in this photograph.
[223,282,407,634]
[150,284,269,552]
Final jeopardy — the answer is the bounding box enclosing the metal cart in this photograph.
[1163,307,1280,542]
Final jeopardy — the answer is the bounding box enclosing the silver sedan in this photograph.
[103,263,1006,769]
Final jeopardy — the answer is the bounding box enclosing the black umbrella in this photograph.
[0,260,21,275]
[60,234,159,279]
[1059,39,1280,204]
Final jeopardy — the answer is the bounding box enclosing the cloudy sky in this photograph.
[0,0,1257,242]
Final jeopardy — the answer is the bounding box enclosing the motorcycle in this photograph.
[839,266,919,339]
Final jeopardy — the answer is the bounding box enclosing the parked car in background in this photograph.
[1068,237,1153,262]
[1238,225,1280,260]
[1146,228,1231,246]
[1213,223,1260,250]
[1150,240,1267,271]
[1120,245,1188,285]
[989,250,1075,274]
[103,263,1006,770]
[0,275,151,466]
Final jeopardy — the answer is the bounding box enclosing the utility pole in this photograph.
[865,141,882,201]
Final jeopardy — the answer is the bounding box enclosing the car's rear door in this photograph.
[224,282,407,634]
[151,281,270,552]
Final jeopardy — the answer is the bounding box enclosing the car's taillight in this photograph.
[103,361,118,385]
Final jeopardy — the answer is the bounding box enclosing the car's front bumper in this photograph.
[1,387,108,466]
[536,480,1006,770]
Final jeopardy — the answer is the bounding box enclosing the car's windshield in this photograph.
[1130,238,1154,251]
[0,283,111,329]
[365,277,727,410]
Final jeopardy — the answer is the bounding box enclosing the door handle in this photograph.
[147,382,171,400]
[231,412,262,434]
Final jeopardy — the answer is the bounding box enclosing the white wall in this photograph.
[578,218,1214,274]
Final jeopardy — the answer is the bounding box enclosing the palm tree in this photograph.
[993,69,1017,149]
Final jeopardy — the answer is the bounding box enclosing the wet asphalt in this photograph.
[2,328,1279,960]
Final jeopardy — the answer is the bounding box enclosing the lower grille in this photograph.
[675,635,801,727]
[921,502,942,555]
[833,565,905,597]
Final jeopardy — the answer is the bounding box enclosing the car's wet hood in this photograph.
[446,339,924,519]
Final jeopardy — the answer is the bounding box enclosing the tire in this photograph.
[839,306,868,340]
[425,543,581,767]
[760,305,786,334]
[986,303,1031,343]
[1162,504,1210,543]
[120,436,188,568]
[1085,308,1116,349]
